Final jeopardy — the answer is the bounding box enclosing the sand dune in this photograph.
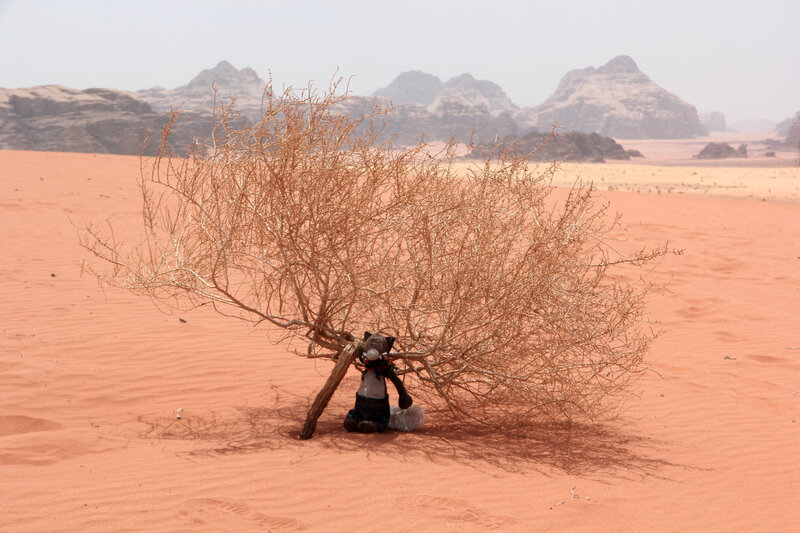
[1,150,799,531]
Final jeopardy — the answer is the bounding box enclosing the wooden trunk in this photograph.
[299,341,361,440]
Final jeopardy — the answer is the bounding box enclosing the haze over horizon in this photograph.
[1,0,797,126]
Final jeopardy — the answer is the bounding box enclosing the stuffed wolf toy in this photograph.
[344,332,425,433]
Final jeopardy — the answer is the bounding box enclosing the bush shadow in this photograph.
[138,382,683,479]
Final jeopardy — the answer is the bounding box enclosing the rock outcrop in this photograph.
[514,55,707,139]
[332,96,433,145]
[699,111,727,132]
[693,142,748,159]
[137,60,268,121]
[426,98,517,143]
[0,85,210,155]
[472,130,632,163]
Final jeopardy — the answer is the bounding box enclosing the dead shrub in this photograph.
[82,79,668,438]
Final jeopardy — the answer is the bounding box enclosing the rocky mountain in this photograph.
[784,115,800,148]
[332,95,517,146]
[373,71,442,106]
[323,70,520,145]
[137,60,268,121]
[332,96,433,145]
[428,98,517,143]
[699,111,727,132]
[430,73,518,117]
[0,85,211,155]
[373,70,517,118]
[776,111,799,138]
[472,130,633,163]
[514,55,707,139]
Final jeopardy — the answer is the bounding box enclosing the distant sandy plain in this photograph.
[2,138,799,531]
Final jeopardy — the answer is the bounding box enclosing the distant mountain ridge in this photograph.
[1,57,718,156]
[132,58,707,143]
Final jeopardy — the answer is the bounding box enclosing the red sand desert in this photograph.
[1,150,799,532]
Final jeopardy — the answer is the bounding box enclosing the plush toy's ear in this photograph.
[386,336,395,352]
[364,331,372,342]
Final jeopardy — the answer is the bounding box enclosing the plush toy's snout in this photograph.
[364,348,382,361]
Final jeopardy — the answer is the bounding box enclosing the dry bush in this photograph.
[82,80,668,438]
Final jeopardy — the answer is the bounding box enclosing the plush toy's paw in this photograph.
[398,393,413,410]
[357,420,379,433]
[343,417,359,433]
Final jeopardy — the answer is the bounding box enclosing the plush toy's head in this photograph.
[363,331,395,361]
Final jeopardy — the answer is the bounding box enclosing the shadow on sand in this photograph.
[138,382,683,479]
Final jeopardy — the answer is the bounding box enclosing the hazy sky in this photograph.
[1,0,797,124]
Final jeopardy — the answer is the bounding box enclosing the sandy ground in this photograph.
[1,149,799,532]
[619,131,795,164]
[447,130,800,202]
[571,131,800,202]
[554,161,800,203]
